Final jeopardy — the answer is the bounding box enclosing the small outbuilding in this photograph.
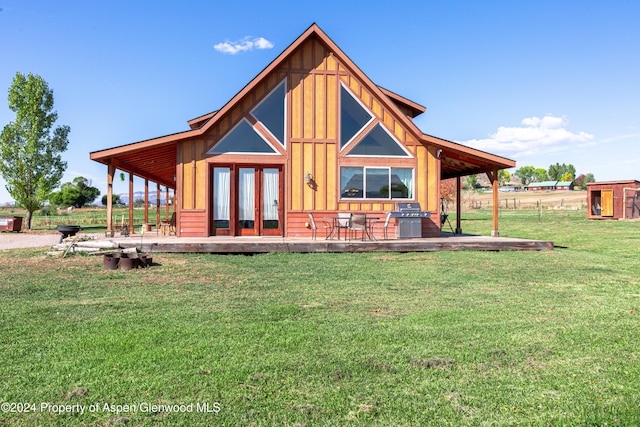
[587,180,640,220]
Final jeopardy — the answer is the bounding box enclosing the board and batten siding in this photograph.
[287,38,438,221]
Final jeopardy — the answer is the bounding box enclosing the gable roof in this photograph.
[586,179,640,186]
[90,23,514,186]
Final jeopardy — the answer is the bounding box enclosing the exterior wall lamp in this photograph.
[305,172,317,190]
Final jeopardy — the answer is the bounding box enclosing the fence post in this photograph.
[538,201,542,222]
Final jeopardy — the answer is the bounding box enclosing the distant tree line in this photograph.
[458,163,595,192]
[515,163,594,190]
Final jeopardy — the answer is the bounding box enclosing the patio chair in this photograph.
[307,212,331,240]
[161,212,176,236]
[336,212,351,240]
[348,213,367,241]
[370,211,392,240]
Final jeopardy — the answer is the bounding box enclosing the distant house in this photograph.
[498,185,522,192]
[587,180,640,220]
[525,181,574,191]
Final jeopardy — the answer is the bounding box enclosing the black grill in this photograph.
[390,203,430,238]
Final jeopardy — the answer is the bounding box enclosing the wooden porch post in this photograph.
[128,173,134,234]
[156,183,161,227]
[165,187,170,220]
[455,176,462,234]
[490,168,500,237]
[144,179,149,226]
[106,164,115,236]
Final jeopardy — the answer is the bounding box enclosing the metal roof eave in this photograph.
[421,132,516,173]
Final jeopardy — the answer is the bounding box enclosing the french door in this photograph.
[211,165,283,236]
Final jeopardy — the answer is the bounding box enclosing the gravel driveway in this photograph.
[0,232,61,250]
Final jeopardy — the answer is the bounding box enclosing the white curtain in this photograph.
[393,168,413,199]
[239,168,255,221]
[263,168,279,221]
[213,168,230,221]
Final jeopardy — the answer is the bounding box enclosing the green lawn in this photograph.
[1,211,638,426]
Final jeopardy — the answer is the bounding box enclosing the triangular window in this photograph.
[340,84,373,149]
[251,80,286,146]
[347,123,411,157]
[207,119,277,155]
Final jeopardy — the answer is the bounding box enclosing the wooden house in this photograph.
[90,24,515,238]
[587,180,640,220]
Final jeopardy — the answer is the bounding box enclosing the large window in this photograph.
[340,85,373,149]
[251,81,286,146]
[207,119,277,155]
[208,80,285,155]
[347,123,411,157]
[340,167,413,199]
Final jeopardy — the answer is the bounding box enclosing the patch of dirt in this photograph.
[0,232,60,250]
[410,357,456,369]
[366,358,397,373]
[64,387,89,400]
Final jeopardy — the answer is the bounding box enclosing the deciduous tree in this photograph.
[533,168,548,183]
[0,72,69,229]
[498,169,511,186]
[465,174,478,190]
[440,178,456,203]
[514,166,536,185]
[101,194,123,206]
[575,173,595,190]
[548,163,576,181]
[584,173,595,186]
[49,176,100,208]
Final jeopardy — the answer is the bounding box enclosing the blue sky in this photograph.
[0,0,639,203]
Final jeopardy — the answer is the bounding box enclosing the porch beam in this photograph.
[109,157,174,189]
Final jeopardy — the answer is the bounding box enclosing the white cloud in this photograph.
[253,37,274,49]
[214,36,274,55]
[458,115,593,158]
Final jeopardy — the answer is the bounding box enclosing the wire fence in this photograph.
[448,207,588,225]
[467,198,587,211]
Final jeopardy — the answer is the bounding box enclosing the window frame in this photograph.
[339,166,414,201]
